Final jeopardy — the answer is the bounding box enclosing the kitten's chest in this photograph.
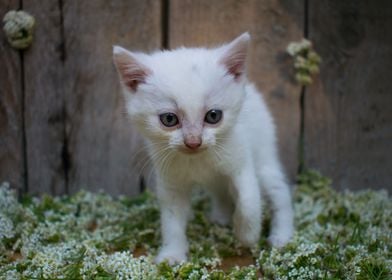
[162,153,224,186]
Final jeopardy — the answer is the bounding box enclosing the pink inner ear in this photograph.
[219,33,250,80]
[113,50,150,91]
[120,65,149,91]
[223,52,247,80]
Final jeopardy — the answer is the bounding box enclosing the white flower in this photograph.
[99,251,157,279]
[286,39,311,56]
[0,214,14,240]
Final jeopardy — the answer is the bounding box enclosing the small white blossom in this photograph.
[0,175,390,279]
[0,214,14,240]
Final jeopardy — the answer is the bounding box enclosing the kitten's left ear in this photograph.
[113,46,151,92]
[219,32,250,80]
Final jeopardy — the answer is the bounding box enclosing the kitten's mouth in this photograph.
[178,146,207,155]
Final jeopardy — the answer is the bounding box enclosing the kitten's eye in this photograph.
[159,113,179,127]
[205,109,223,124]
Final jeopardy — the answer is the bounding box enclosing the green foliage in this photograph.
[358,259,391,280]
[0,171,391,279]
[260,170,392,279]
[157,261,175,279]
[63,247,86,279]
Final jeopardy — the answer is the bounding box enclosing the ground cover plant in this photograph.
[0,170,391,279]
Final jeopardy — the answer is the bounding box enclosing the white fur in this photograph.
[113,33,294,264]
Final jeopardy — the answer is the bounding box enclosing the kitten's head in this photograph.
[113,33,250,155]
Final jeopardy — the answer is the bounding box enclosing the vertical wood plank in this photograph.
[306,1,392,190]
[63,0,161,196]
[23,0,66,196]
[0,0,25,193]
[169,0,303,181]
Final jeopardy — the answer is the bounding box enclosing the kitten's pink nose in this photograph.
[184,137,202,150]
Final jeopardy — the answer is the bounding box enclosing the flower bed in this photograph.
[0,171,391,279]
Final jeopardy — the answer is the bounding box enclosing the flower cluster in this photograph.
[259,170,391,279]
[0,171,391,279]
[3,10,35,50]
[287,39,321,85]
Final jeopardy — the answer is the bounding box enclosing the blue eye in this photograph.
[159,113,179,127]
[205,109,222,124]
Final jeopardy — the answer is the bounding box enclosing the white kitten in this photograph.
[113,33,294,264]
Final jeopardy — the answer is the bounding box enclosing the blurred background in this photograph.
[1,0,391,197]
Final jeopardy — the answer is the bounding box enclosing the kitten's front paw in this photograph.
[155,248,187,265]
[235,228,260,247]
[233,214,260,247]
[268,232,293,248]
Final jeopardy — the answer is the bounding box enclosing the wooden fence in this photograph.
[1,0,391,196]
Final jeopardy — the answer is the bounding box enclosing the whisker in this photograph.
[136,145,172,182]
[152,148,174,181]
[161,150,176,179]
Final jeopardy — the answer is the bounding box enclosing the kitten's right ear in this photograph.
[113,46,151,92]
[219,32,250,81]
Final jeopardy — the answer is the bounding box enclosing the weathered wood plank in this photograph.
[23,0,66,196]
[305,1,392,190]
[0,0,25,194]
[169,0,303,181]
[63,0,161,196]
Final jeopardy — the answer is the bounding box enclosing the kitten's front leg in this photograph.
[259,166,294,247]
[155,184,191,264]
[231,166,262,247]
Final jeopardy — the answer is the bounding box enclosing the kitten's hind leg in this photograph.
[155,184,191,264]
[209,185,234,226]
[259,165,294,247]
[231,166,262,247]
